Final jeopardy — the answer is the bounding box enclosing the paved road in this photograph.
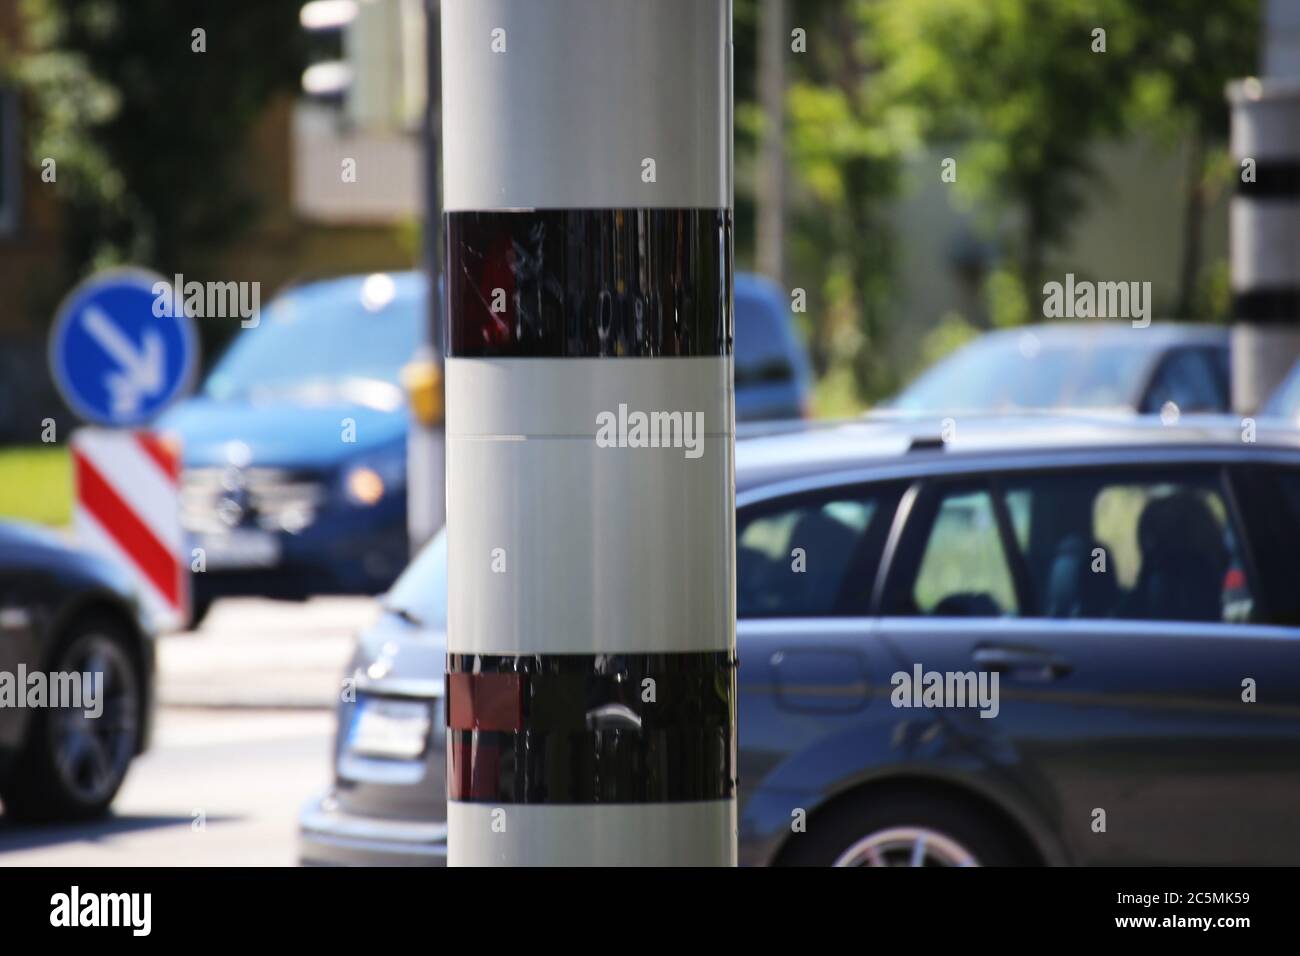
[161,596,376,709]
[0,597,375,865]
[0,707,335,865]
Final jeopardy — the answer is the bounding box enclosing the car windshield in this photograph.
[1263,364,1300,421]
[203,282,421,401]
[383,527,448,629]
[891,332,1152,412]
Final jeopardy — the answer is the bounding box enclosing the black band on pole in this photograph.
[446,651,737,803]
[1232,289,1300,324]
[1232,161,1300,324]
[1236,160,1300,200]
[445,209,733,358]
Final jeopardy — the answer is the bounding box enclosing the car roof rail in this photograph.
[908,434,946,452]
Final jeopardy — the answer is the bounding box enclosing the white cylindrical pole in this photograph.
[1229,0,1300,412]
[441,0,737,866]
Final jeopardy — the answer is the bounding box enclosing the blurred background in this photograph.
[0,0,1293,866]
[0,0,1266,526]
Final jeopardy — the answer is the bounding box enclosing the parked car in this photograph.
[166,271,810,623]
[301,414,1300,866]
[888,323,1230,416]
[0,522,155,821]
[734,273,814,421]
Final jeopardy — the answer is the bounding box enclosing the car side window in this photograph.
[1002,470,1253,624]
[1141,348,1227,414]
[909,488,1019,617]
[887,469,1254,624]
[1227,466,1300,625]
[737,486,896,618]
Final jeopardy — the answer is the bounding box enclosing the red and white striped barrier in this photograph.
[71,428,189,632]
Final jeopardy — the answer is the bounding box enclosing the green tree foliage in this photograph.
[14,0,305,287]
[871,0,1258,327]
[1123,0,1260,317]
[735,0,1258,406]
[735,0,908,403]
[869,0,1140,319]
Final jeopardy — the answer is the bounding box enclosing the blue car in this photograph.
[161,273,424,621]
[165,271,810,621]
[303,414,1300,866]
[733,273,814,421]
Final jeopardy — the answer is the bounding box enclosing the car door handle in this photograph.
[972,645,1071,681]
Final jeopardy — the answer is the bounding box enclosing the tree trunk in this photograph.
[1177,131,1207,319]
[1022,202,1047,325]
[757,0,787,285]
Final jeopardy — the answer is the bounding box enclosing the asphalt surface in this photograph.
[0,597,375,866]
[159,596,374,709]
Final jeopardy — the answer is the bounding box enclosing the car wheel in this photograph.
[1,615,143,822]
[779,789,1030,867]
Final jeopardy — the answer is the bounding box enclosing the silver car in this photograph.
[299,537,449,864]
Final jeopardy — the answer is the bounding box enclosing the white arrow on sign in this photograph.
[81,305,165,418]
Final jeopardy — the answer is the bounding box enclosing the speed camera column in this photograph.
[440,0,737,865]
[1227,2,1300,411]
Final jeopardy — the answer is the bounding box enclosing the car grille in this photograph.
[180,466,327,534]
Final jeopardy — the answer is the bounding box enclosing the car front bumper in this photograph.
[191,505,409,603]
[298,790,447,867]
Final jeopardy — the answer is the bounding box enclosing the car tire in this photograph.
[0,615,143,822]
[779,788,1031,867]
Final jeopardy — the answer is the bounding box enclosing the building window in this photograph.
[0,89,19,236]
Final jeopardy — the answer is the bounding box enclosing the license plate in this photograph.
[198,530,281,569]
[348,697,431,760]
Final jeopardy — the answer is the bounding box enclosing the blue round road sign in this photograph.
[49,268,198,427]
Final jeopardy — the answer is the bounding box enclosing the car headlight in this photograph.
[345,466,386,506]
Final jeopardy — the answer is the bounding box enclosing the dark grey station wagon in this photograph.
[302,415,1300,866]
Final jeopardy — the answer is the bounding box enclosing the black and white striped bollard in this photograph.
[440,0,737,866]
[1228,67,1300,409]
